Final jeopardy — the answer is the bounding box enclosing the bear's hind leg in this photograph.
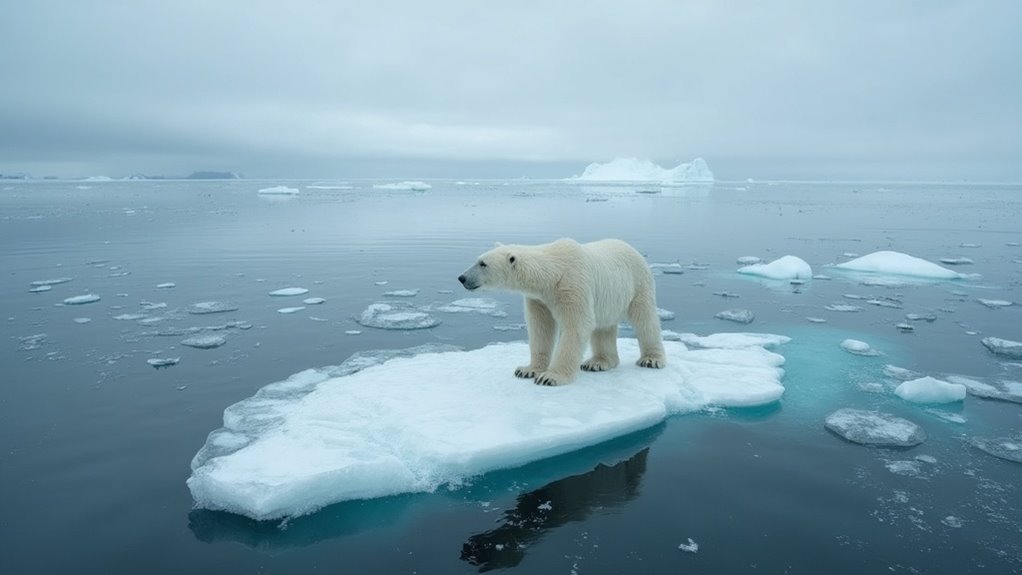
[515,298,555,378]
[581,325,620,372]
[628,297,666,369]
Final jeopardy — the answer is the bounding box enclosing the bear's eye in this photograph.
[479,261,487,268]
[509,255,516,264]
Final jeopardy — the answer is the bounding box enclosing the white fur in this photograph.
[459,238,666,386]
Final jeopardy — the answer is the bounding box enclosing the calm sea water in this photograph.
[1,180,1020,574]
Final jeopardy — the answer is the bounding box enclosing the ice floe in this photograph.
[148,357,180,368]
[824,409,925,447]
[187,301,239,315]
[357,302,440,330]
[661,332,790,349]
[977,298,1013,309]
[156,282,176,289]
[29,285,51,293]
[939,257,973,265]
[840,339,878,356]
[303,297,325,305]
[181,335,227,349]
[657,308,675,321]
[32,277,73,286]
[187,336,786,519]
[63,294,101,305]
[737,255,812,280]
[649,262,685,275]
[435,298,506,317]
[981,337,1022,359]
[269,287,309,297]
[947,375,1022,403]
[258,185,300,195]
[736,256,761,265]
[825,304,863,312]
[277,307,305,314]
[832,251,973,280]
[383,289,420,297]
[715,309,754,324]
[373,181,432,191]
[968,436,1022,463]
[895,376,966,404]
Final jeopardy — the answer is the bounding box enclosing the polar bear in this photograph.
[458,238,666,386]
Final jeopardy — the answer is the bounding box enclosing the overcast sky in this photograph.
[1,1,1019,180]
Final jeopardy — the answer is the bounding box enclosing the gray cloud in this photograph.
[1,1,1019,180]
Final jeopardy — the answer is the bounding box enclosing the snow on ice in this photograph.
[832,251,974,280]
[895,377,967,404]
[824,409,926,447]
[188,336,787,519]
[737,255,812,280]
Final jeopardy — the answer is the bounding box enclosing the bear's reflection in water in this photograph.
[460,448,649,572]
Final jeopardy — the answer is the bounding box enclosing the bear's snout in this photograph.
[458,275,467,285]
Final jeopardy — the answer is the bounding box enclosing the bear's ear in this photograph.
[494,241,504,247]
[508,253,517,267]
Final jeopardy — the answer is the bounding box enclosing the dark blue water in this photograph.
[2,180,1020,574]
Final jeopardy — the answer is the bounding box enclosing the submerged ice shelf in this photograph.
[188,336,788,520]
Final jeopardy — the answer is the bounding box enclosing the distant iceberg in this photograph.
[258,185,300,195]
[571,157,714,184]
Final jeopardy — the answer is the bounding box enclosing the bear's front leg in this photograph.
[535,306,591,386]
[516,298,555,379]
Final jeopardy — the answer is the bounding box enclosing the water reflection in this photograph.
[460,447,650,572]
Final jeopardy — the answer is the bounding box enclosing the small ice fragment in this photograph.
[31,277,73,286]
[114,313,147,321]
[736,256,761,265]
[187,301,238,315]
[374,281,388,286]
[269,287,309,297]
[147,357,180,368]
[64,294,101,305]
[277,307,306,314]
[884,365,918,380]
[29,285,52,293]
[493,323,526,331]
[905,313,936,322]
[678,538,699,553]
[941,516,964,528]
[258,185,299,195]
[895,323,914,332]
[73,317,91,324]
[372,181,432,191]
[960,243,981,248]
[885,460,922,476]
[825,304,862,312]
[977,299,1013,309]
[713,291,740,298]
[924,409,967,424]
[657,308,675,321]
[812,274,832,280]
[841,339,877,356]
[806,317,827,323]
[436,298,506,317]
[939,257,973,265]
[895,376,966,404]
[309,316,328,322]
[981,337,1022,359]
[181,335,227,349]
[715,309,754,324]
[156,282,176,289]
[344,330,362,335]
[914,454,937,464]
[303,297,325,305]
[383,289,419,297]
[650,262,685,274]
[868,298,902,309]
[824,408,926,447]
[537,501,552,511]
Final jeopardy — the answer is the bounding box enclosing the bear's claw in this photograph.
[534,372,565,386]
[637,356,665,369]
[515,366,539,378]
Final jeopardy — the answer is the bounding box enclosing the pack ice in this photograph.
[188,335,788,520]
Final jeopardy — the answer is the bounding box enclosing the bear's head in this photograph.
[458,242,518,291]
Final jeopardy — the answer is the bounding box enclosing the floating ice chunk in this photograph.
[187,336,786,519]
[841,339,878,356]
[715,309,754,324]
[737,255,812,280]
[960,242,981,248]
[357,302,440,330]
[678,538,699,553]
[258,185,299,195]
[64,294,100,305]
[942,516,964,528]
[939,257,973,265]
[114,313,147,321]
[807,317,827,323]
[868,298,902,309]
[884,365,919,381]
[861,277,905,288]
[493,323,526,332]
[657,308,675,321]
[303,297,325,305]
[148,357,180,368]
[924,408,966,424]
[968,436,1022,463]
[895,376,966,404]
[885,460,923,477]
[269,287,308,297]
[31,277,73,286]
[825,304,862,312]
[571,157,714,183]
[665,332,790,349]
[713,291,740,298]
[29,285,52,293]
[977,299,1013,309]
[905,313,937,322]
[372,181,432,191]
[140,301,166,311]
[277,307,305,314]
[435,298,506,317]
[649,262,684,275]
[824,408,926,447]
[181,335,227,349]
[895,323,914,333]
[157,282,176,289]
[73,317,91,324]
[188,301,238,315]
[383,289,419,297]
[981,337,1022,359]
[915,454,937,464]
[736,256,761,265]
[833,251,971,279]
[947,375,1022,403]
[345,330,362,335]
[19,334,47,351]
[813,274,832,280]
